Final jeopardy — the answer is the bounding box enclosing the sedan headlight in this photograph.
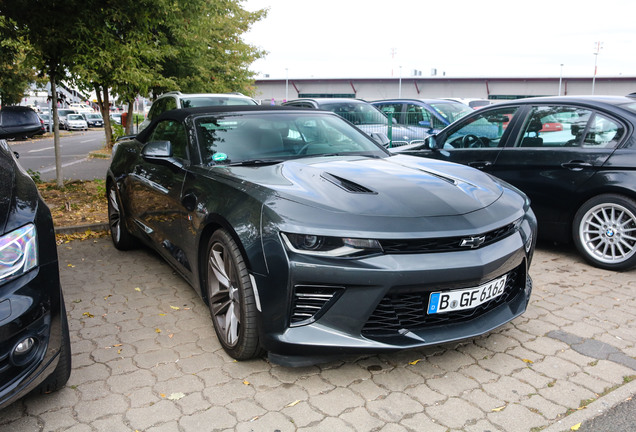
[281,233,383,257]
[0,224,38,282]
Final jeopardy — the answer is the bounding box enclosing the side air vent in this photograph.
[290,285,344,326]
[321,173,376,194]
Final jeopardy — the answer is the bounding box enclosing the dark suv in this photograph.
[0,125,71,409]
[0,106,45,139]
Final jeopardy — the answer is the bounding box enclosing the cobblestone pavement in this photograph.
[1,238,634,432]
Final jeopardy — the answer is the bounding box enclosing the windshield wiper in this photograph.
[226,159,285,166]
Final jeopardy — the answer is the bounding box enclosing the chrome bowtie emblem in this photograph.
[460,235,486,248]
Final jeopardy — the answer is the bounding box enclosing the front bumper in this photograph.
[0,261,65,409]
[255,225,534,366]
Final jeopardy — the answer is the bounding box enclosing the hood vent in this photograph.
[321,173,377,194]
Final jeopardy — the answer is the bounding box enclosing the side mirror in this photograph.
[418,120,432,128]
[427,136,440,150]
[369,132,391,148]
[142,140,172,159]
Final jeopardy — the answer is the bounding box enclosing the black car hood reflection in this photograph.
[0,151,15,231]
[0,143,38,233]
[212,154,503,217]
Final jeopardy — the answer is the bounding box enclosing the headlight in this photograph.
[0,224,38,282]
[281,233,383,257]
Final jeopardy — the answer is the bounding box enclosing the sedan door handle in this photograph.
[561,161,593,171]
[468,161,492,169]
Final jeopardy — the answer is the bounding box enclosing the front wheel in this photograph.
[573,194,636,271]
[107,182,136,250]
[206,229,262,360]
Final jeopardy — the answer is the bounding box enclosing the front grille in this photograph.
[290,285,344,326]
[362,266,524,338]
[380,222,517,254]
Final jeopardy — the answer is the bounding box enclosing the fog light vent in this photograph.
[291,285,344,326]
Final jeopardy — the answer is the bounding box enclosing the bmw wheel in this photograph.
[206,229,262,360]
[107,182,135,250]
[573,194,636,271]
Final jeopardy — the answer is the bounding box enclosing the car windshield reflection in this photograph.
[195,112,388,165]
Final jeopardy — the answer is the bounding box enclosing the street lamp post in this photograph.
[398,66,402,98]
[558,64,564,96]
[592,41,602,95]
[285,68,289,102]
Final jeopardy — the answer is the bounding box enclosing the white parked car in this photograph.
[66,113,88,131]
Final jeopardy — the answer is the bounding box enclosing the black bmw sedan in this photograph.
[394,96,636,271]
[107,106,537,366]
[0,135,71,408]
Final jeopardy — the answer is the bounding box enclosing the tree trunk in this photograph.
[126,100,134,135]
[95,84,113,148]
[50,76,63,188]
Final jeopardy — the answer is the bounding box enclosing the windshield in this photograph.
[182,96,257,108]
[195,112,388,165]
[321,102,388,125]
[68,114,83,120]
[429,102,473,123]
[86,113,102,119]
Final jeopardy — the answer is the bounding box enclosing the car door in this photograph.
[490,104,625,237]
[128,118,193,274]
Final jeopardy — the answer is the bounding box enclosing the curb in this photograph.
[543,378,636,432]
[54,222,109,235]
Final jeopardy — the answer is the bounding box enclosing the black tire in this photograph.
[36,299,71,394]
[107,181,136,250]
[573,194,636,271]
[206,229,262,360]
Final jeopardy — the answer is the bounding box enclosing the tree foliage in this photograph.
[1,0,267,141]
[0,17,39,106]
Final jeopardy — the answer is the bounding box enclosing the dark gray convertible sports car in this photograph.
[107,106,537,366]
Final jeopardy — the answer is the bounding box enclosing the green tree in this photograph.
[0,17,38,106]
[153,0,267,97]
[1,0,88,187]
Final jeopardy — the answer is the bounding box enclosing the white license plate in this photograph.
[427,274,507,314]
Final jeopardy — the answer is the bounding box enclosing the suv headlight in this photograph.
[0,224,38,282]
[281,233,382,257]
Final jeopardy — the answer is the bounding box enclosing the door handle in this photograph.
[468,161,492,169]
[561,161,593,171]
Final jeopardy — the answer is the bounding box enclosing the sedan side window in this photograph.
[583,113,624,148]
[148,120,188,160]
[517,106,592,148]
[445,107,518,148]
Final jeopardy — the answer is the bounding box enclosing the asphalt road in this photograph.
[8,129,111,181]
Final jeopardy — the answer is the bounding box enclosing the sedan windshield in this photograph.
[195,112,388,165]
[320,102,388,125]
[429,102,474,123]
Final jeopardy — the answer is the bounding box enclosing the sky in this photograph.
[242,0,636,80]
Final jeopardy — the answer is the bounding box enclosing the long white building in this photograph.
[252,76,636,105]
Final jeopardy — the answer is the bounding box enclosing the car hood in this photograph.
[219,154,503,217]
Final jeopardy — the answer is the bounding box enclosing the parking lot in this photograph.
[0,238,634,432]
